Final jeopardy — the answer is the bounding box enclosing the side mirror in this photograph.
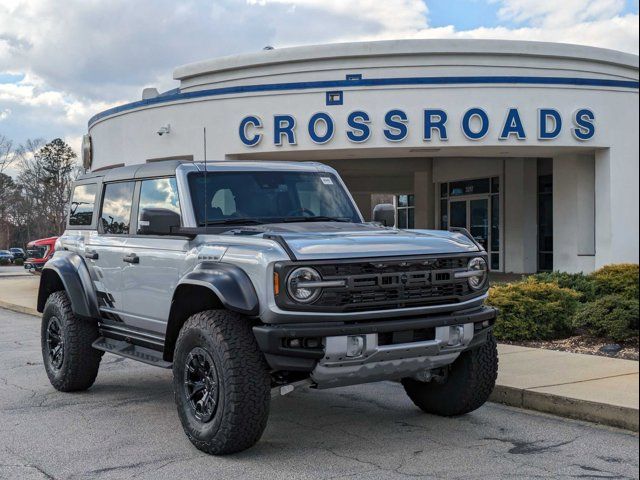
[138,208,181,235]
[373,203,395,227]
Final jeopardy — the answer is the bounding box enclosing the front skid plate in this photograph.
[311,352,460,389]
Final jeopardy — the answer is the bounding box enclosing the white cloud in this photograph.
[0,108,10,121]
[0,0,637,156]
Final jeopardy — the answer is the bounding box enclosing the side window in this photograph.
[137,177,181,234]
[69,184,98,226]
[100,182,135,234]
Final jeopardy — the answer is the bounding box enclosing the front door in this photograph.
[120,177,188,334]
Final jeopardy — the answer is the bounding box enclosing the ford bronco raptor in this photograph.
[38,160,498,454]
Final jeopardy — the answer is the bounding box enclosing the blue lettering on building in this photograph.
[274,114,296,146]
[308,112,335,144]
[346,111,371,142]
[462,108,489,140]
[239,115,262,146]
[500,108,526,140]
[423,109,448,141]
[572,109,595,140]
[383,109,408,141]
[240,108,596,146]
[538,108,562,140]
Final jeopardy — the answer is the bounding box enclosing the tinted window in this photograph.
[100,182,135,234]
[69,184,98,226]
[137,178,181,234]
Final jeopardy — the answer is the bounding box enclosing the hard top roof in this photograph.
[77,160,330,182]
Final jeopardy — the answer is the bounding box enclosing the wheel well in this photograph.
[37,270,65,312]
[164,284,224,361]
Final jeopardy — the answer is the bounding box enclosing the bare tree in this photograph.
[0,134,15,174]
[16,138,77,238]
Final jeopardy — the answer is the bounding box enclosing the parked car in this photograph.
[38,160,497,455]
[24,237,58,274]
[0,250,14,264]
[9,247,26,261]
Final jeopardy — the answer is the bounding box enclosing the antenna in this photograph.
[203,127,208,229]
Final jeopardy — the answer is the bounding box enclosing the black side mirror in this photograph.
[373,203,395,227]
[138,208,181,235]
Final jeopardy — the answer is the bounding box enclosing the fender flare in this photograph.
[176,262,259,316]
[38,251,100,320]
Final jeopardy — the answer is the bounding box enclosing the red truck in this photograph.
[24,236,58,274]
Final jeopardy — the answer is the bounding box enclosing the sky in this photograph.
[0,0,638,171]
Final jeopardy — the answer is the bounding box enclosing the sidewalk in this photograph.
[0,275,638,431]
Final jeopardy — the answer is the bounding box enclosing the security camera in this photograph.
[157,124,171,136]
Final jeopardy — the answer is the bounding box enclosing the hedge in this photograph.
[490,264,639,342]
[589,264,639,300]
[573,294,639,342]
[488,279,580,341]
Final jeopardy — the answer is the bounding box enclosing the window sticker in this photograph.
[320,177,334,185]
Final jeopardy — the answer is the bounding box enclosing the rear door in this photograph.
[120,177,189,334]
[85,181,136,320]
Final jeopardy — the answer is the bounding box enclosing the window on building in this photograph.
[396,194,415,229]
[100,182,135,235]
[537,173,553,271]
[69,184,98,226]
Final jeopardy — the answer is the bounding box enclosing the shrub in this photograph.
[14,258,24,266]
[589,264,639,300]
[488,279,580,341]
[0,258,9,266]
[530,271,597,302]
[573,294,639,342]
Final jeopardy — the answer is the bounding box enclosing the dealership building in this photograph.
[87,39,639,274]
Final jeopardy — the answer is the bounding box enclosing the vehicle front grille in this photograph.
[275,255,482,313]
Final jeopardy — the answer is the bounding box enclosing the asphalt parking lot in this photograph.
[1,308,638,480]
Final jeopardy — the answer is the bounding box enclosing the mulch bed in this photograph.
[503,335,639,361]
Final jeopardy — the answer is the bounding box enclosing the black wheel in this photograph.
[173,310,271,455]
[402,333,498,416]
[41,291,102,392]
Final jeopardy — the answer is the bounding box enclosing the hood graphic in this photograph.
[248,222,480,260]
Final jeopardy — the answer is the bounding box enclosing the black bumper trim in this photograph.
[253,306,496,362]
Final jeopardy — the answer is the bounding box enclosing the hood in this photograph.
[239,222,480,260]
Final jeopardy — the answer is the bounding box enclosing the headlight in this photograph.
[287,267,322,303]
[467,257,488,290]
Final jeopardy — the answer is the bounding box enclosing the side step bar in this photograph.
[92,337,172,369]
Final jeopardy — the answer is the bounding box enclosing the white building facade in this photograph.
[87,40,639,274]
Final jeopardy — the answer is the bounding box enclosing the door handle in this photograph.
[123,253,139,264]
[84,250,99,260]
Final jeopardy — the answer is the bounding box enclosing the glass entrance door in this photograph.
[448,197,496,266]
[440,177,501,271]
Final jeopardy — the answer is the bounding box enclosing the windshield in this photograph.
[188,171,361,226]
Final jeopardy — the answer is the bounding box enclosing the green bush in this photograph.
[488,279,580,341]
[0,258,9,266]
[530,271,597,302]
[573,294,639,342]
[14,258,24,266]
[589,264,639,300]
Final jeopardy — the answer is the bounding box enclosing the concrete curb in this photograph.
[0,300,39,317]
[491,385,639,432]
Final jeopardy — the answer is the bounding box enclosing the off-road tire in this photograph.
[173,310,271,455]
[41,291,102,392]
[401,333,498,416]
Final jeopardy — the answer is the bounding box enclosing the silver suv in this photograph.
[38,160,498,454]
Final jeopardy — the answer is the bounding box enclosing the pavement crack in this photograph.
[483,436,578,454]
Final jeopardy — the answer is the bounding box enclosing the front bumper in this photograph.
[253,306,496,388]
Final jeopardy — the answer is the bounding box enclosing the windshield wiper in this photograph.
[283,216,352,223]
[199,218,265,226]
